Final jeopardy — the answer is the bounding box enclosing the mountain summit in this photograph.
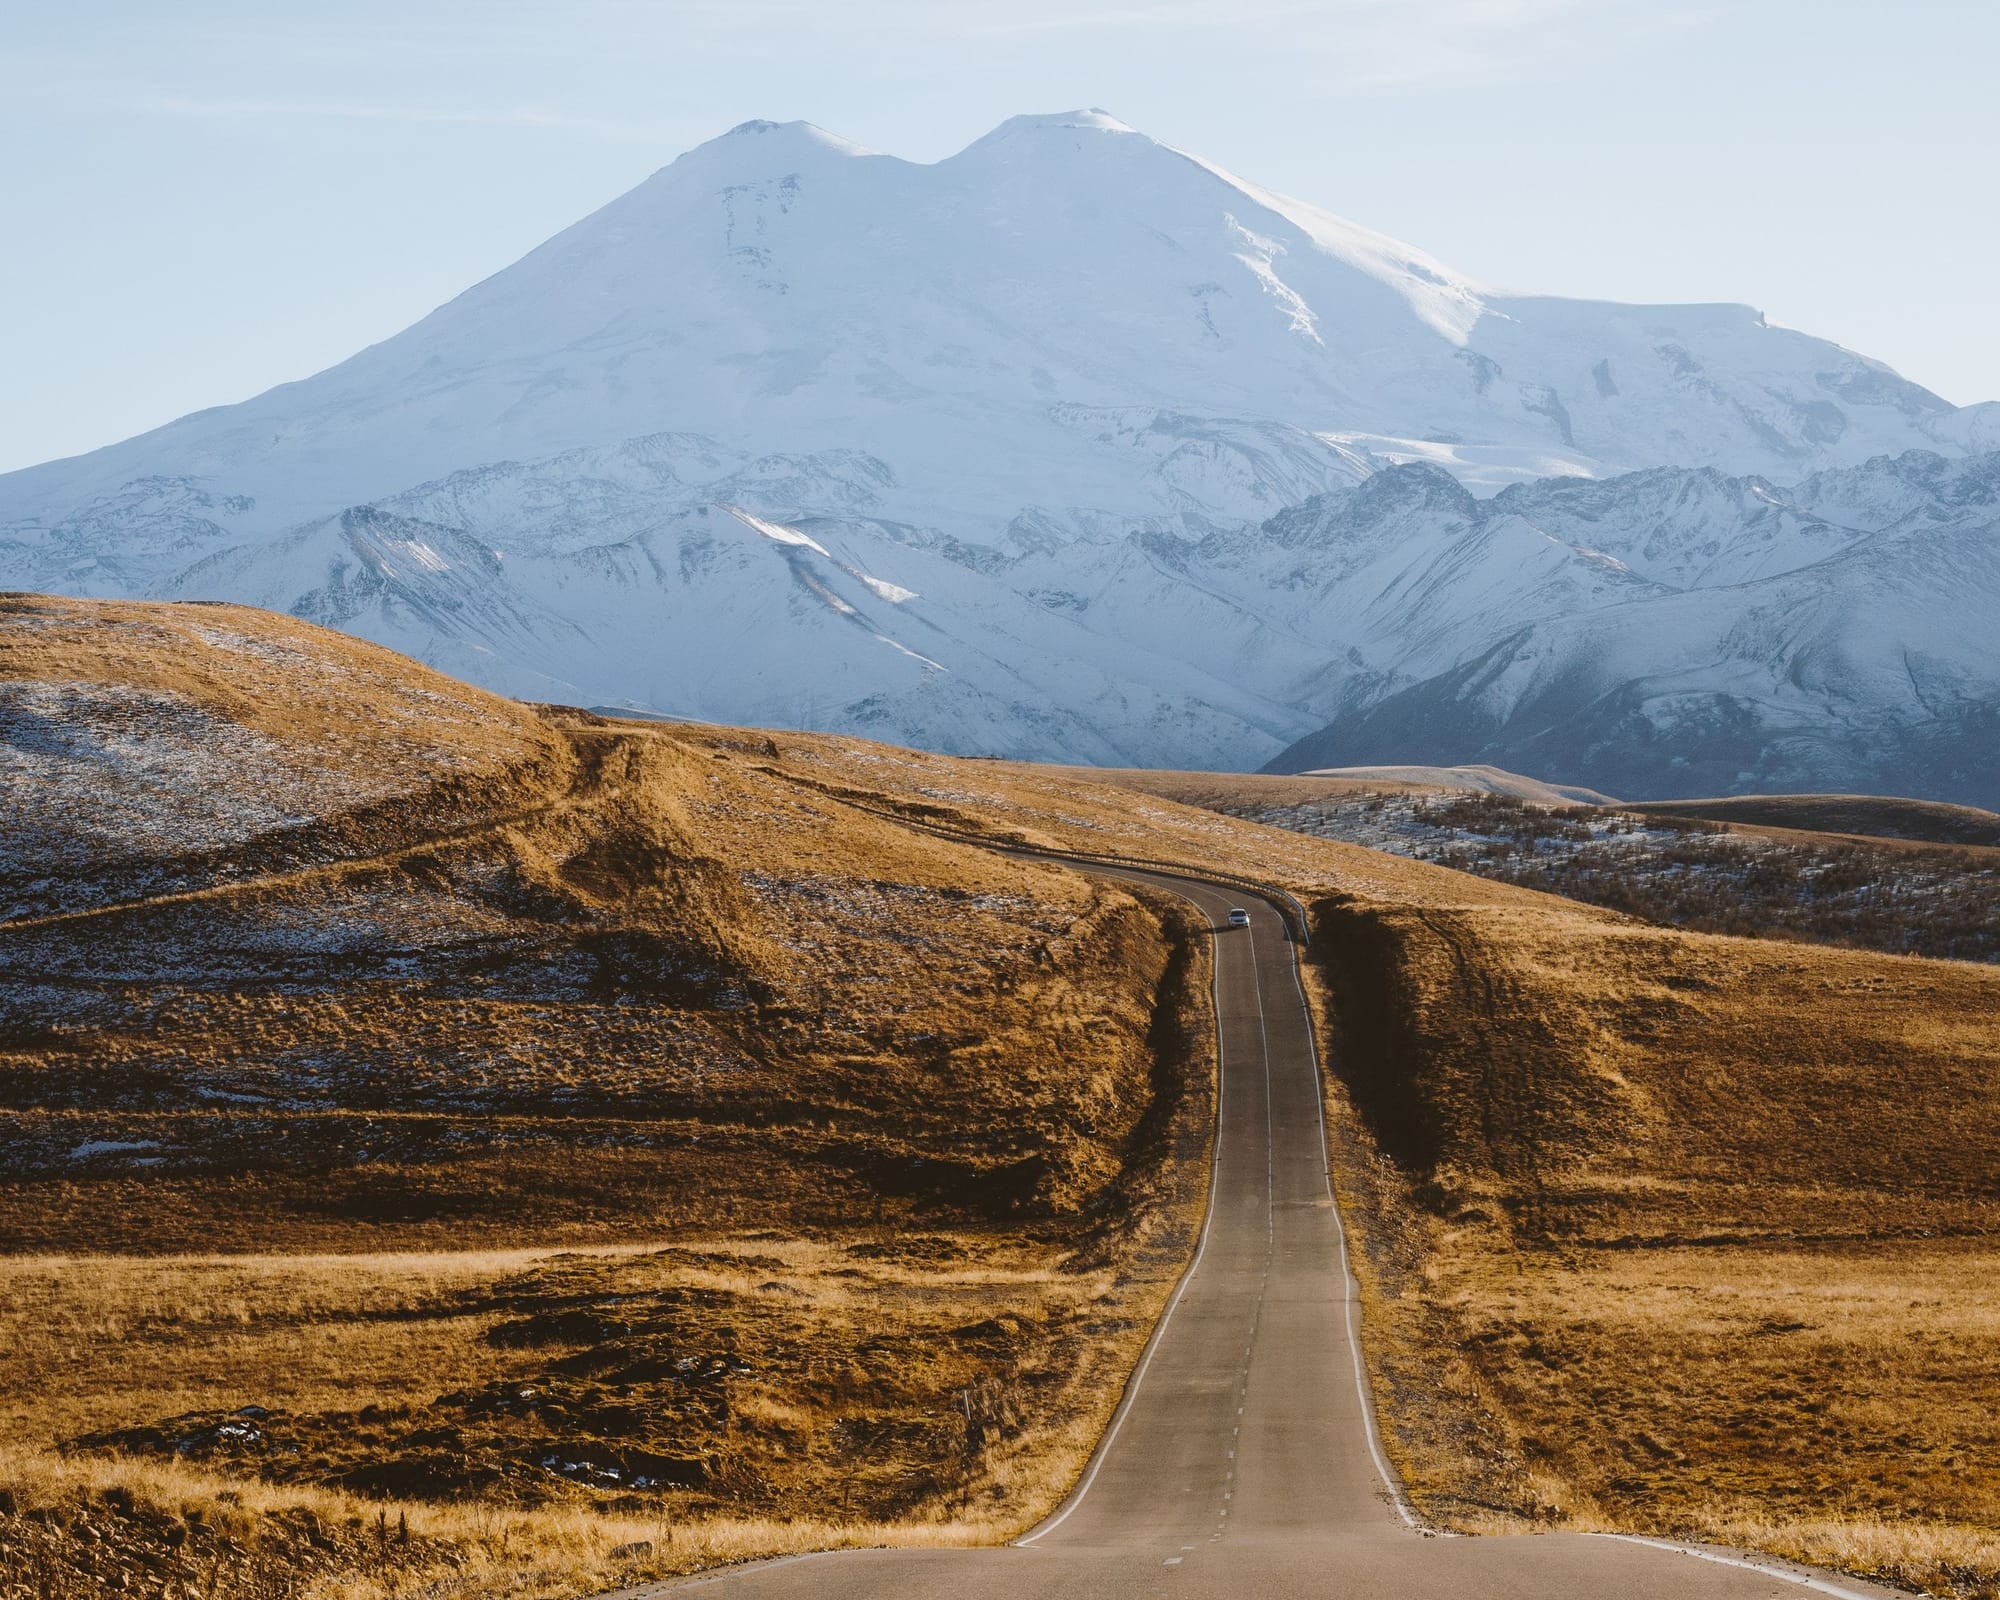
[3,112,1997,791]
[9,109,1988,523]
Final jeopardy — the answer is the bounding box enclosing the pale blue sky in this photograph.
[3,1,1993,475]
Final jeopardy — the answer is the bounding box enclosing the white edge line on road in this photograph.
[1013,881,1234,1547]
[1279,901,1426,1531]
[625,858,1409,1584]
[1248,918,1277,1268]
[626,856,1238,1584]
[1597,1535,1891,1600]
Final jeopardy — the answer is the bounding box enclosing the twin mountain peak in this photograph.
[4,111,1996,801]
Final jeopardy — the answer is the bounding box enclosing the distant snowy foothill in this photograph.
[3,110,1997,800]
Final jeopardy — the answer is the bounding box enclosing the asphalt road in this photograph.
[617,867,1899,1600]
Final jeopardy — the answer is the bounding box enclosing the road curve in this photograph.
[613,866,1901,1600]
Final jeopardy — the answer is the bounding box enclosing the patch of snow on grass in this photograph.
[68,1139,160,1161]
[0,680,377,870]
[188,624,319,669]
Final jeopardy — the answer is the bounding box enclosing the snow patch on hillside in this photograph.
[859,574,918,604]
[724,505,832,557]
[0,681,367,870]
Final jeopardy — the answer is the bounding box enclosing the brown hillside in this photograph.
[1,596,1225,1593]
[0,593,574,922]
[1047,765,1452,810]
[4,597,1999,1597]
[2,599,1202,1252]
[1633,792,2000,848]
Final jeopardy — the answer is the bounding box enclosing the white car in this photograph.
[1226,908,1251,927]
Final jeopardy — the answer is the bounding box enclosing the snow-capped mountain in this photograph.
[2,110,1996,793]
[1266,451,2000,801]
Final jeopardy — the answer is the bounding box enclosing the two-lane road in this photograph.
[618,867,1898,1600]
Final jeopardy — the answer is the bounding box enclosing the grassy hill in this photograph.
[1,595,1222,1594]
[4,595,1999,1598]
[2,595,1201,1253]
[1631,792,2000,848]
[1122,776,2000,966]
[1307,888,2000,1586]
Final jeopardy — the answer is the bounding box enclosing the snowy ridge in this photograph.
[1266,452,2000,801]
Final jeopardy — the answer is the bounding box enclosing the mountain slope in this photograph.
[2,110,1996,777]
[1265,452,2000,801]
[9,112,1986,528]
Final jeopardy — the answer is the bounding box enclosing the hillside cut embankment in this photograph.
[1304,890,2000,1592]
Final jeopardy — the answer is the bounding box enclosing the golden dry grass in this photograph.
[1293,897,2000,1597]
[1,702,1193,1253]
[7,596,2000,1596]
[0,1226,1209,1516]
[0,1195,1213,1593]
[0,1248,554,1443]
[0,1440,1018,1600]
[1633,793,2000,848]
[1431,1239,2000,1596]
[0,1217,1212,1593]
[1038,765,1452,810]
[2,596,1227,1593]
[1452,1239,2000,1522]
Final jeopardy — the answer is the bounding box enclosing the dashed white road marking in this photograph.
[1013,891,1241,1548]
